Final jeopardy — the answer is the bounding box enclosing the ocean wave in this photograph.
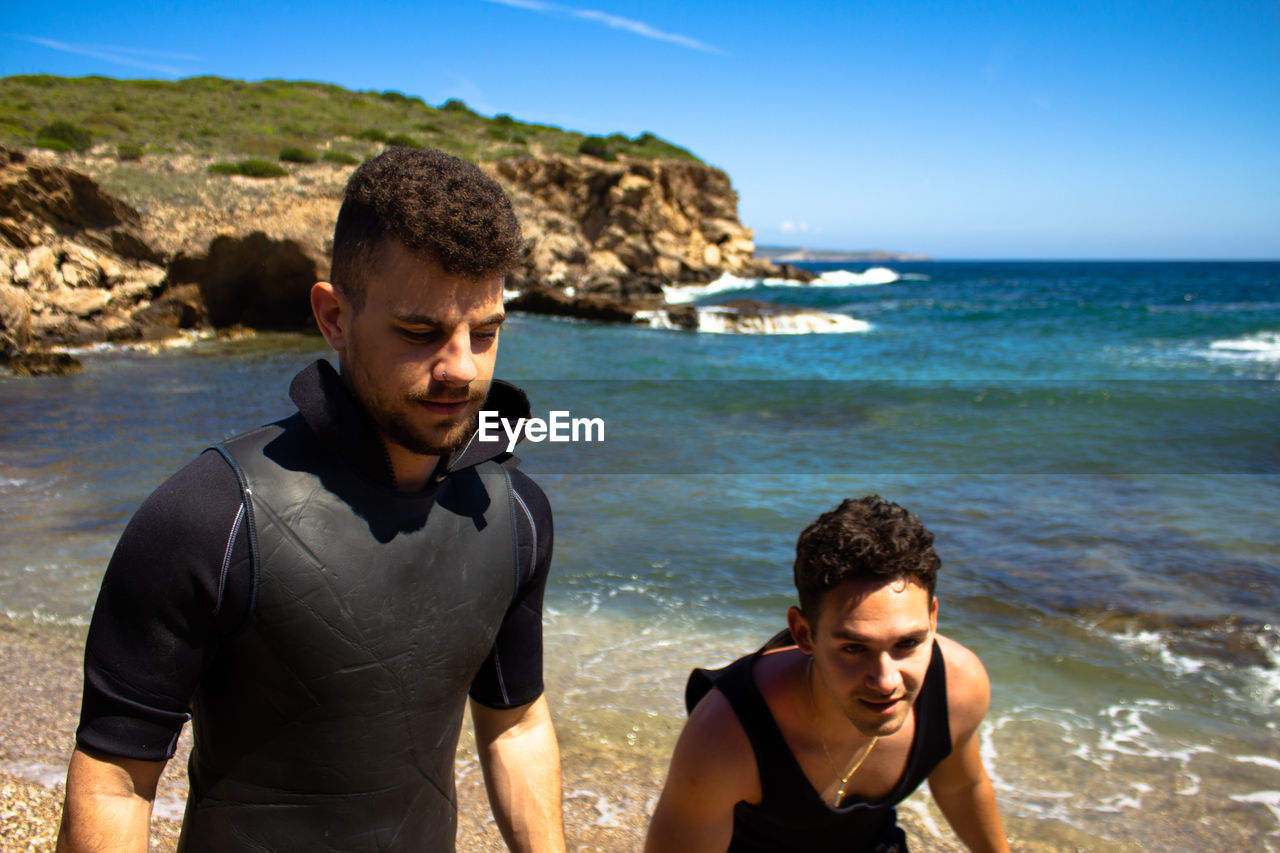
[812,266,901,287]
[662,273,773,304]
[1100,618,1280,707]
[983,700,1280,841]
[2,606,89,628]
[1206,331,1280,361]
[662,267,904,304]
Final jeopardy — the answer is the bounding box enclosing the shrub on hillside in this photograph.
[441,98,471,113]
[321,150,360,165]
[35,121,93,152]
[208,159,289,178]
[578,135,616,161]
[279,146,318,163]
[385,133,419,148]
[117,144,144,161]
[356,128,388,142]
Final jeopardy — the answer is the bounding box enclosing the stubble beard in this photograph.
[379,386,489,457]
[349,362,489,458]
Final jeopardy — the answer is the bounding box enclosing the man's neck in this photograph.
[381,439,443,493]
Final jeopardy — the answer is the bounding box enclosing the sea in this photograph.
[1,260,1277,850]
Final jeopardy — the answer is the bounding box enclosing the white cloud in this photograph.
[780,220,811,234]
[482,0,723,54]
[20,36,197,75]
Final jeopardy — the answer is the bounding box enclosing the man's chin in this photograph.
[383,411,480,458]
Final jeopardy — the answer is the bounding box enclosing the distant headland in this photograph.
[756,246,933,263]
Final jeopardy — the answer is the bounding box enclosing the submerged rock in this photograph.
[4,351,83,377]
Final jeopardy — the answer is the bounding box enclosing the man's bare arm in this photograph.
[57,747,166,853]
[645,690,756,853]
[471,695,566,853]
[928,730,1009,852]
[928,635,1010,853]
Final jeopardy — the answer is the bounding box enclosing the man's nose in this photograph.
[865,653,903,695]
[433,329,478,384]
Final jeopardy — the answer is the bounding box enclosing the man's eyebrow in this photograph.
[832,628,931,643]
[392,312,506,327]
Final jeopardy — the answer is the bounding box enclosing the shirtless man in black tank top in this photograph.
[646,496,1009,853]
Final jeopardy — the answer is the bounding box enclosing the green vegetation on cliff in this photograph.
[0,75,701,165]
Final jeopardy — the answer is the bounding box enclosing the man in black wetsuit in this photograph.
[57,148,565,852]
[646,496,1009,853]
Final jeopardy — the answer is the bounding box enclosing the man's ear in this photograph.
[311,282,350,352]
[787,605,816,655]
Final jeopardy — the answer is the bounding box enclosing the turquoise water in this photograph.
[1,261,1277,848]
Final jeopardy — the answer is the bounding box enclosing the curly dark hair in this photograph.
[330,147,523,308]
[794,495,939,620]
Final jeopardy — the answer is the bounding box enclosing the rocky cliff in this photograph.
[0,144,815,373]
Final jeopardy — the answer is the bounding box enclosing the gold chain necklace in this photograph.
[807,657,879,807]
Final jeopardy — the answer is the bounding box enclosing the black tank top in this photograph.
[686,640,951,853]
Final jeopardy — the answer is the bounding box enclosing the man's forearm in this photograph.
[472,696,566,853]
[57,748,164,853]
[932,774,1010,853]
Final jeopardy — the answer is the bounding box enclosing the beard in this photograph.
[372,388,488,457]
[345,350,490,458]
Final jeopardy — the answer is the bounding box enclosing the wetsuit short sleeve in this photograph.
[75,450,251,761]
[468,468,553,709]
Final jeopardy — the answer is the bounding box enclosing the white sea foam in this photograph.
[567,788,628,828]
[152,793,189,822]
[1231,791,1280,825]
[635,306,871,335]
[1206,331,1280,361]
[0,759,67,788]
[1111,628,1206,676]
[661,273,764,304]
[813,266,900,287]
[59,329,209,356]
[661,266,903,304]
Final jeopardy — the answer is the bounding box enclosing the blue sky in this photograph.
[4,1,1279,259]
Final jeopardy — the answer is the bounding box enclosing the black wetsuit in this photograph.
[686,642,952,853]
[75,360,553,849]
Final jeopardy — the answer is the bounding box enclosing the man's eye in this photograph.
[401,329,440,342]
[473,329,499,342]
[841,644,866,655]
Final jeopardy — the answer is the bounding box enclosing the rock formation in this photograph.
[1,143,833,374]
[0,146,169,370]
[488,155,791,296]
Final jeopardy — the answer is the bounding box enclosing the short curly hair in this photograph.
[330,147,523,309]
[794,495,939,621]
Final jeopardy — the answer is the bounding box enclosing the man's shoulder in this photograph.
[682,680,760,792]
[935,634,992,733]
[509,467,552,522]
